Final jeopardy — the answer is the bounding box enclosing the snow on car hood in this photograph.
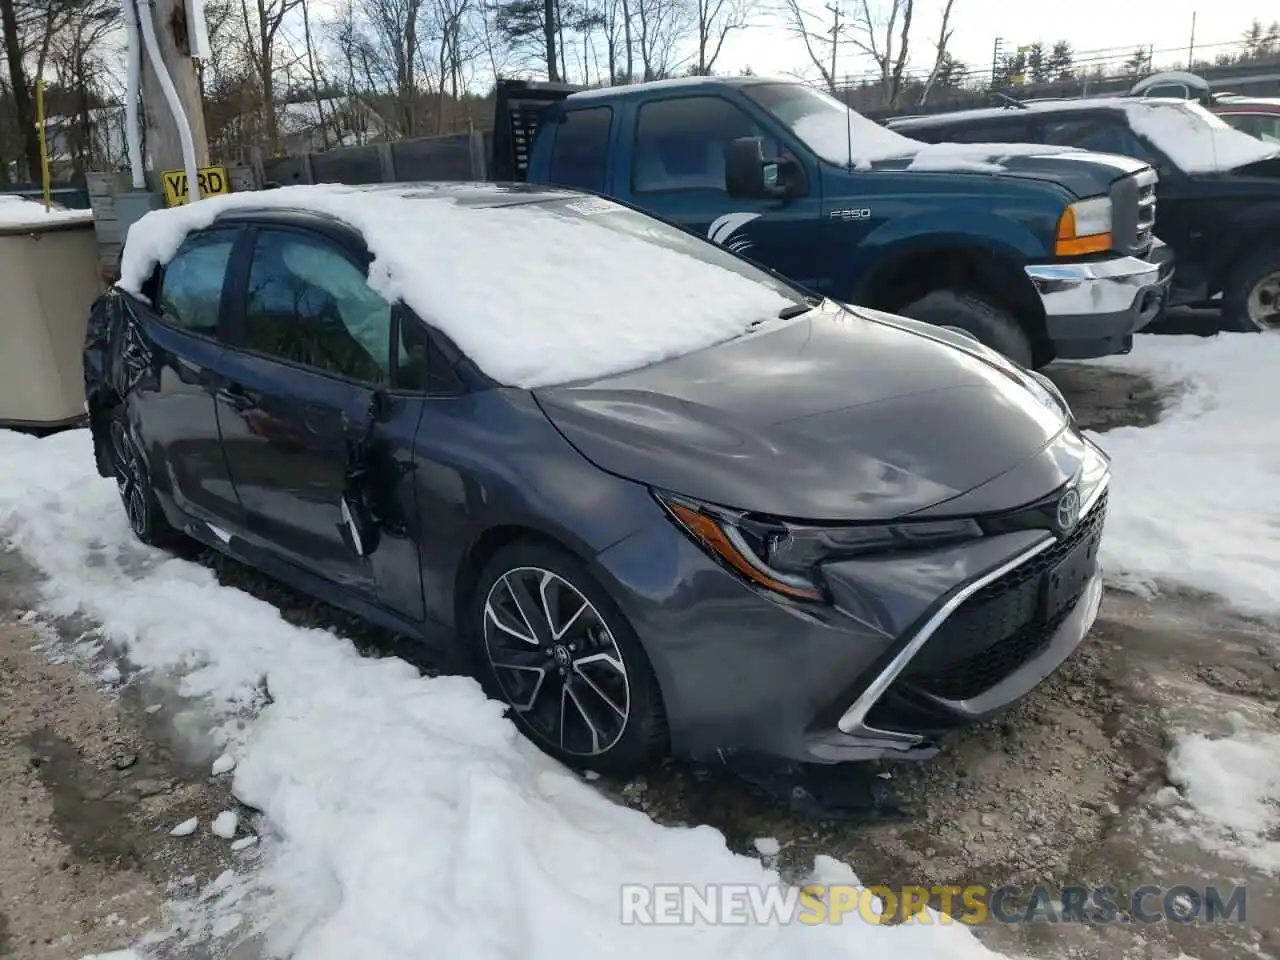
[1123,100,1279,173]
[791,111,1082,172]
[116,184,793,390]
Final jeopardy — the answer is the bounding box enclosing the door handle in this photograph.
[303,403,343,435]
[217,380,251,410]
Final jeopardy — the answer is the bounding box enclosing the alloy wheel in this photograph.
[1246,270,1280,331]
[109,419,150,538]
[482,566,631,757]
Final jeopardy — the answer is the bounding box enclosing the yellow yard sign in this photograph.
[161,166,231,206]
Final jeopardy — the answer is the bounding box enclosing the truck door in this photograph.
[612,95,826,291]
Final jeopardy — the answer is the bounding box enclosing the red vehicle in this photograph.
[1210,96,1280,147]
[1129,72,1280,145]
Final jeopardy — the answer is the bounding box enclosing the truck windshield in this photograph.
[743,83,923,167]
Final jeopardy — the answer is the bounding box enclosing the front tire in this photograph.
[900,289,1034,367]
[469,540,667,776]
[1221,249,1280,332]
[107,409,181,548]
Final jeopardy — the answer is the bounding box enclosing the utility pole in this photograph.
[825,2,841,94]
[136,0,210,179]
[1188,11,1197,66]
[991,36,1004,86]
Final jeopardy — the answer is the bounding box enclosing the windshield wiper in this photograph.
[776,296,822,321]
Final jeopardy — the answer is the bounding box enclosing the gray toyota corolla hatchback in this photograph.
[85,183,1109,776]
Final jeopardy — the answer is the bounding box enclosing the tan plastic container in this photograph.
[0,216,104,428]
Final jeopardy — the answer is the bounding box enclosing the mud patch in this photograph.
[1045,362,1167,433]
[0,553,255,959]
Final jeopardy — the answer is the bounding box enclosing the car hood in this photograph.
[533,302,1072,522]
[862,145,1148,198]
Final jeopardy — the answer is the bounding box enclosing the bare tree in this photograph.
[691,0,753,75]
[916,0,955,105]
[634,0,688,79]
[776,0,841,92]
[358,0,427,135]
[239,0,305,152]
[847,0,913,109]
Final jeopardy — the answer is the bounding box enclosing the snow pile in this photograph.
[0,194,92,228]
[1124,100,1277,173]
[0,426,1005,960]
[1163,720,1280,874]
[116,185,794,389]
[1084,334,1280,616]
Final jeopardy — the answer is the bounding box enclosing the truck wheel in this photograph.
[1221,250,1280,332]
[899,290,1033,367]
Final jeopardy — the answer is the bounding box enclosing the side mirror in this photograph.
[726,137,804,199]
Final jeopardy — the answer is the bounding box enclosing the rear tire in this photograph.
[900,290,1034,367]
[107,408,182,549]
[467,539,667,777]
[1221,249,1280,332]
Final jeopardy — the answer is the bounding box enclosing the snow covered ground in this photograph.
[1,331,1277,959]
[1084,334,1280,618]
[0,428,1003,958]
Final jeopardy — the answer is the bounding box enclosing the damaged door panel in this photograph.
[83,228,243,530]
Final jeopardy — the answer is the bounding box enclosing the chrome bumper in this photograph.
[1025,245,1169,318]
[1024,240,1173,359]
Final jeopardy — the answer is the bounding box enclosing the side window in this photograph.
[1041,117,1154,163]
[395,316,462,394]
[156,229,236,336]
[243,229,392,385]
[548,107,613,192]
[633,96,768,194]
[931,119,1030,143]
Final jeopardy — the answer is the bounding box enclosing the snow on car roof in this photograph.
[117,184,794,390]
[891,97,1279,174]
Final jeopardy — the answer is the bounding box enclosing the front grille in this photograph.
[1111,169,1159,258]
[898,490,1108,702]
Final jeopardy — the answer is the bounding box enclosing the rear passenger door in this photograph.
[215,224,426,619]
[615,95,825,289]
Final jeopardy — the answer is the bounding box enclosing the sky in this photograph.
[707,0,1270,86]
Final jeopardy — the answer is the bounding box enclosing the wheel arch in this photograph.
[852,242,1052,363]
[1210,222,1280,296]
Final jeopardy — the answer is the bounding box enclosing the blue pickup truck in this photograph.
[491,77,1174,367]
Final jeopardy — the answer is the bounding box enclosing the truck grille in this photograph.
[1111,168,1158,257]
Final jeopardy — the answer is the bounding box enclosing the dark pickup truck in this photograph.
[889,97,1280,332]
[491,77,1174,366]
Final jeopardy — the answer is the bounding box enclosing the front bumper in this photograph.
[593,441,1111,766]
[1026,239,1174,360]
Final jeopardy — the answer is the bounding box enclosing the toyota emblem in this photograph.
[1056,488,1081,532]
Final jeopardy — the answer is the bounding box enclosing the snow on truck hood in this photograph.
[794,110,1084,172]
[117,184,793,390]
[1124,99,1279,173]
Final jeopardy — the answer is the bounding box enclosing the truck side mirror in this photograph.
[726,137,804,198]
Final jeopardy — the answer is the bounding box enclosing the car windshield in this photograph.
[1124,100,1279,173]
[743,82,924,167]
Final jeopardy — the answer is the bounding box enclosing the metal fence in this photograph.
[259,130,493,187]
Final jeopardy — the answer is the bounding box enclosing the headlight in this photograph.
[1055,196,1112,257]
[656,493,982,602]
[1026,369,1073,420]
